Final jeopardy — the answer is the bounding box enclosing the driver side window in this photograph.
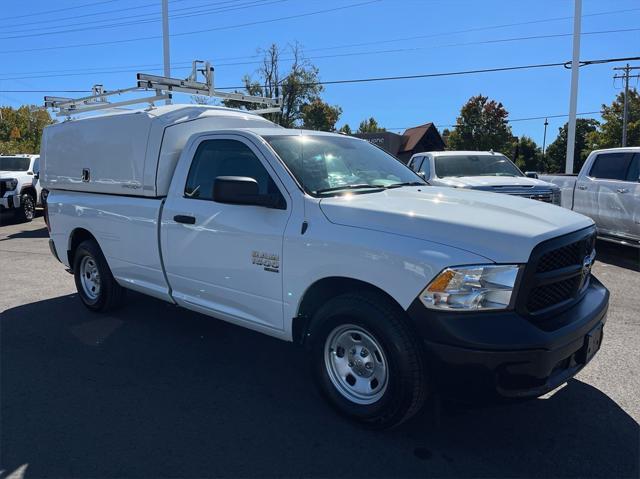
[184,139,280,201]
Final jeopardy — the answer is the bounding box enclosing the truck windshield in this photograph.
[0,157,30,171]
[434,154,523,178]
[264,135,424,196]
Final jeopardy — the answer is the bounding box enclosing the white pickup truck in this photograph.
[408,150,562,205]
[0,154,42,223]
[540,147,640,248]
[42,105,609,428]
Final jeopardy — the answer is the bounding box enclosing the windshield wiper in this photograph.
[385,181,426,189]
[314,184,386,194]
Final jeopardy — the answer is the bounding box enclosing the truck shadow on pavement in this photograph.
[0,225,49,241]
[0,210,43,228]
[1,292,638,478]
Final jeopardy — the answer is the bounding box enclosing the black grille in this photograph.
[536,233,596,274]
[518,227,596,320]
[509,192,553,203]
[527,276,582,312]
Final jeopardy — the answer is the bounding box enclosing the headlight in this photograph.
[420,264,521,311]
[552,189,561,205]
[3,178,18,191]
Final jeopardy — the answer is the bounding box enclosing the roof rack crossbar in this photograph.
[45,60,282,117]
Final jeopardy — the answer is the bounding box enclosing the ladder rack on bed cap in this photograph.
[44,60,282,118]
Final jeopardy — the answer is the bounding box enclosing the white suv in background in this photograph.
[0,154,43,223]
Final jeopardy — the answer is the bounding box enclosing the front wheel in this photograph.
[15,193,35,222]
[308,292,428,429]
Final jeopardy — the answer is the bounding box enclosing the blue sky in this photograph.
[0,0,638,146]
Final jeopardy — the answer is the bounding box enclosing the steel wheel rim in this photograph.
[324,324,389,405]
[80,255,101,300]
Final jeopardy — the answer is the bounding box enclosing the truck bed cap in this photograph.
[41,104,279,197]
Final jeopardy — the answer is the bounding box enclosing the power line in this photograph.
[304,7,640,55]
[212,28,640,69]
[2,26,638,81]
[273,56,640,89]
[0,0,120,21]
[3,55,638,94]
[391,111,603,130]
[3,2,638,56]
[0,1,380,55]
[0,0,285,39]
[0,0,227,30]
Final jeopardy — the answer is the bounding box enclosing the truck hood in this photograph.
[318,186,592,263]
[0,170,26,178]
[435,175,556,189]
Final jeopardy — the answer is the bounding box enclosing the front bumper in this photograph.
[407,277,609,400]
[0,191,20,210]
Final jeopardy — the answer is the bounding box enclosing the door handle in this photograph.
[617,188,629,194]
[577,185,588,190]
[174,214,196,224]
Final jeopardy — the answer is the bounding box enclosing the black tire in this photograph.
[15,193,35,222]
[73,239,125,312]
[307,291,427,429]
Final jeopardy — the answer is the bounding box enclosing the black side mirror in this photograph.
[34,172,40,180]
[213,176,282,209]
[524,171,539,179]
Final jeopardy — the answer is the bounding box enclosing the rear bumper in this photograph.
[407,277,609,400]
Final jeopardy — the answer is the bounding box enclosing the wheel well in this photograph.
[20,186,37,200]
[292,277,404,345]
[67,228,97,269]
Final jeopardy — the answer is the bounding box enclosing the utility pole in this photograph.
[565,0,581,174]
[613,64,640,147]
[162,0,171,105]
[542,118,549,158]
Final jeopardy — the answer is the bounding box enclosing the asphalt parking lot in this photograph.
[1,215,638,478]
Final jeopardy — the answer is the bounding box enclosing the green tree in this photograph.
[512,136,542,172]
[588,88,639,149]
[544,119,599,173]
[301,99,342,131]
[447,94,514,152]
[338,124,352,135]
[223,43,324,128]
[0,105,54,155]
[357,117,385,133]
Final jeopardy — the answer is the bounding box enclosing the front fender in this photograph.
[282,222,491,340]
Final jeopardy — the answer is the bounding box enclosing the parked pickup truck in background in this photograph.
[540,147,640,248]
[42,105,609,428]
[408,150,561,205]
[0,154,43,223]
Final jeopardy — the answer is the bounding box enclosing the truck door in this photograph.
[161,136,291,332]
[587,151,638,239]
[573,170,599,223]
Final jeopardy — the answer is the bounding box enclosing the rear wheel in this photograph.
[308,292,427,429]
[73,239,125,312]
[15,193,35,222]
